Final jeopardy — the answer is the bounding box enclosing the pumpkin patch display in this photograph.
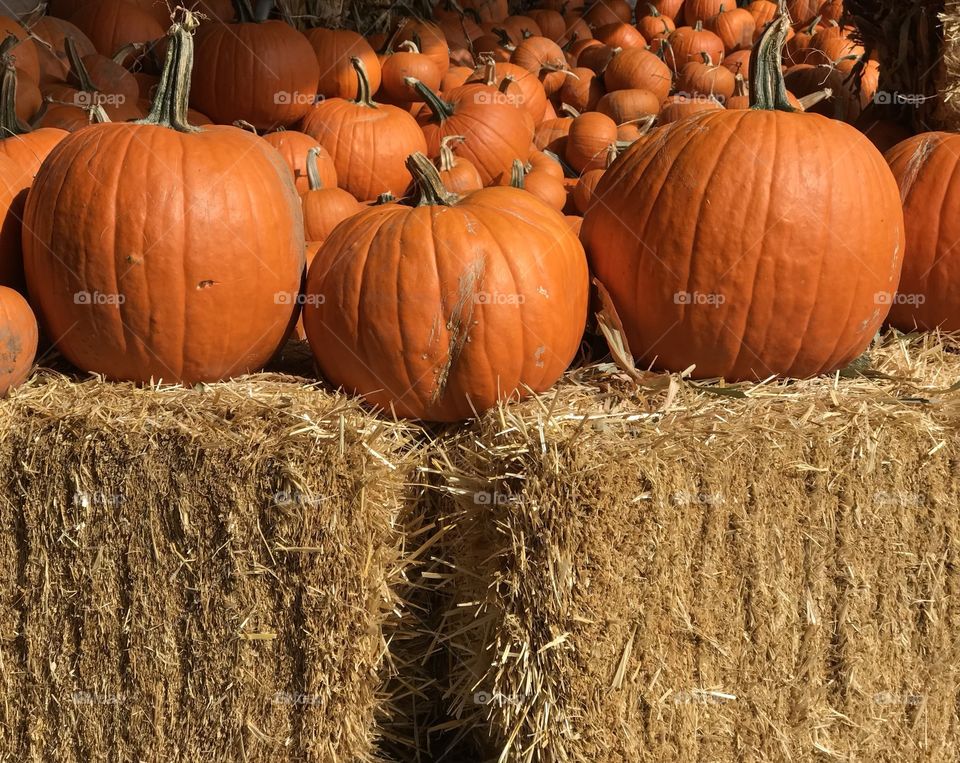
[302,152,588,422]
[581,10,905,380]
[23,12,304,384]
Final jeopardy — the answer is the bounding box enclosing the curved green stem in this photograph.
[509,158,525,189]
[306,146,325,191]
[136,11,200,132]
[406,152,461,206]
[351,56,377,107]
[748,4,796,111]
[405,77,454,120]
[0,59,28,136]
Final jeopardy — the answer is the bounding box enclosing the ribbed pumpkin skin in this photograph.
[582,110,905,380]
[0,285,36,394]
[190,21,320,130]
[261,130,335,194]
[301,100,427,200]
[303,187,589,421]
[68,0,165,59]
[23,124,305,383]
[885,132,960,331]
[305,29,381,100]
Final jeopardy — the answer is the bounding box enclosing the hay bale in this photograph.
[0,371,425,762]
[432,333,960,761]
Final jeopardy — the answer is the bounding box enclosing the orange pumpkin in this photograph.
[0,285,37,394]
[23,12,304,384]
[603,47,673,101]
[301,147,363,243]
[302,58,428,201]
[581,11,905,380]
[380,41,443,103]
[565,111,618,173]
[302,152,588,421]
[435,135,484,193]
[261,130,336,195]
[306,28,382,100]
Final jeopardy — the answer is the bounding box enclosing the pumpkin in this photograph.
[441,64,473,92]
[747,0,779,39]
[456,0,509,24]
[380,41,443,103]
[603,47,673,101]
[884,133,960,331]
[580,11,905,380]
[534,111,575,151]
[557,66,603,112]
[565,111,618,173]
[636,7,676,45]
[436,134,484,193]
[596,88,661,122]
[301,147,363,242]
[584,0,633,28]
[301,58,427,200]
[576,43,618,75]
[639,0,686,18]
[68,0,165,60]
[558,16,594,47]
[0,285,36,394]
[30,17,97,85]
[722,48,751,74]
[411,77,534,185]
[853,109,911,154]
[391,18,451,79]
[472,29,514,63]
[190,2,320,130]
[658,93,725,122]
[44,37,139,110]
[528,9,566,41]
[507,157,566,210]
[684,0,724,25]
[302,152,588,421]
[593,23,647,50]
[528,149,564,179]
[465,57,548,123]
[499,15,543,42]
[706,4,756,51]
[306,28,381,100]
[666,21,725,71]
[819,0,843,24]
[510,36,571,97]
[23,12,304,384]
[261,130,336,195]
[573,144,618,213]
[784,62,862,122]
[787,0,820,23]
[676,53,736,99]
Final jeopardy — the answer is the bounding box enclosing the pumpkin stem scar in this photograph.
[749,1,797,112]
[432,255,485,405]
[406,152,462,207]
[135,10,201,133]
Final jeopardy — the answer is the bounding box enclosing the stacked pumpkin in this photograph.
[0,0,943,415]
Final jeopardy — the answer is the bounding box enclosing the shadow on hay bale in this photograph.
[0,370,428,762]
[430,333,960,762]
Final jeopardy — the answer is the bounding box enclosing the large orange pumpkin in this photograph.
[22,12,304,384]
[301,58,427,200]
[190,4,319,130]
[581,10,905,380]
[884,132,960,332]
[302,152,588,421]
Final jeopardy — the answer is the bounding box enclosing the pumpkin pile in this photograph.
[0,0,944,418]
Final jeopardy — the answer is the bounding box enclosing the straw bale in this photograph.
[431,332,960,762]
[0,369,425,762]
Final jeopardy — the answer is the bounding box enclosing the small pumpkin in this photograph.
[301,147,363,242]
[603,47,673,101]
[306,28,382,100]
[705,4,756,52]
[666,21,725,72]
[565,111,618,173]
[380,41,443,103]
[302,58,428,201]
[507,157,566,210]
[676,52,736,100]
[0,285,37,394]
[435,135,484,193]
[261,130,336,195]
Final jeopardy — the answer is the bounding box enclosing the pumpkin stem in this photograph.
[748,3,796,112]
[373,191,396,205]
[699,51,713,66]
[558,102,581,117]
[694,20,703,31]
[438,134,465,170]
[136,10,200,132]
[351,56,377,107]
[306,146,325,191]
[797,87,832,110]
[476,55,496,85]
[733,72,747,97]
[397,40,420,53]
[803,15,822,35]
[645,3,661,16]
[0,57,29,137]
[406,152,461,206]
[604,142,619,168]
[509,158,526,189]
[112,41,145,65]
[65,36,98,94]
[405,77,454,119]
[232,119,258,133]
